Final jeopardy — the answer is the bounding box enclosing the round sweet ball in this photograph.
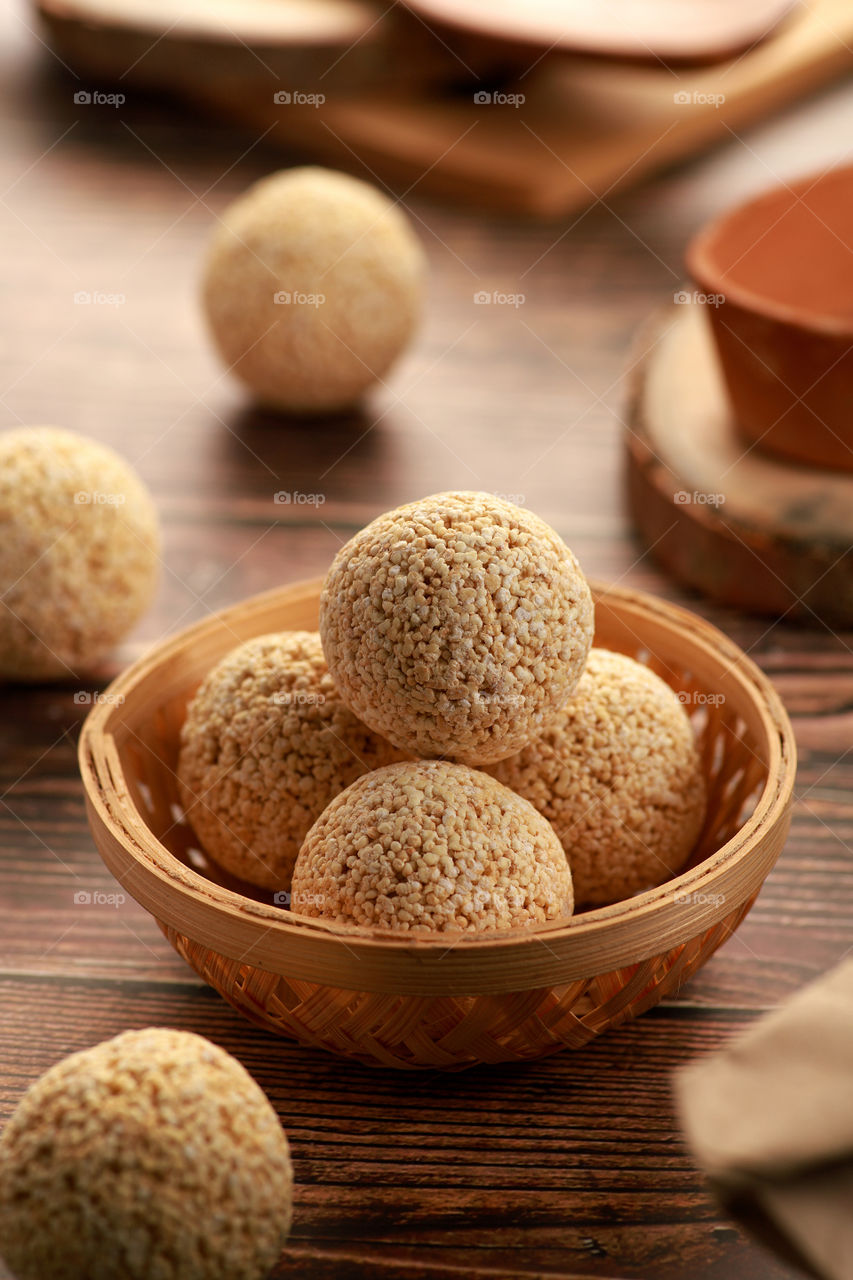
[178,631,405,891]
[0,1028,293,1280]
[319,491,594,765]
[201,167,425,413]
[291,759,574,932]
[0,427,159,679]
[488,649,707,908]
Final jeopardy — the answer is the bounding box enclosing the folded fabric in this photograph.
[676,957,853,1280]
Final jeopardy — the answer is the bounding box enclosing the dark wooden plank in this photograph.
[0,974,798,1280]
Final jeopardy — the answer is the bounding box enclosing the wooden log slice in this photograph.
[625,302,853,625]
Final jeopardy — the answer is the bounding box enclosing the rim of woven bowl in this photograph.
[79,578,796,995]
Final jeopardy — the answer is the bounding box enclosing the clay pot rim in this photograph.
[686,164,853,341]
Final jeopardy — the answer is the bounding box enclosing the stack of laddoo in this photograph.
[178,492,706,930]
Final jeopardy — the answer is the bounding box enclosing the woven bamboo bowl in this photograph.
[79,578,795,1070]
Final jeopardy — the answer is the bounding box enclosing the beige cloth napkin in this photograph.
[676,957,853,1280]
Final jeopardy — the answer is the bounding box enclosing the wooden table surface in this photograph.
[3,5,853,1277]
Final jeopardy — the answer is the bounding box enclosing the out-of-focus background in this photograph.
[2,2,853,1276]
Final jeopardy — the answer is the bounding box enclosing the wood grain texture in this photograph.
[0,975,798,1280]
[3,2,853,1274]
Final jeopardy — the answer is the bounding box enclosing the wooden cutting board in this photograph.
[36,0,853,215]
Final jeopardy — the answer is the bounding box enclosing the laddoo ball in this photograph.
[319,491,594,765]
[0,1028,293,1280]
[178,630,405,890]
[291,759,574,931]
[488,649,706,907]
[0,426,159,679]
[201,166,425,413]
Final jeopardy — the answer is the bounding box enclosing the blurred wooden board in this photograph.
[35,0,801,83]
[626,303,853,624]
[34,0,458,96]
[410,0,800,67]
[36,0,853,215]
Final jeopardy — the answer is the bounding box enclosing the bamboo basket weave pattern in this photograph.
[80,579,795,1070]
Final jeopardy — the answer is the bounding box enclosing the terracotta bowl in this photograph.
[687,164,853,472]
